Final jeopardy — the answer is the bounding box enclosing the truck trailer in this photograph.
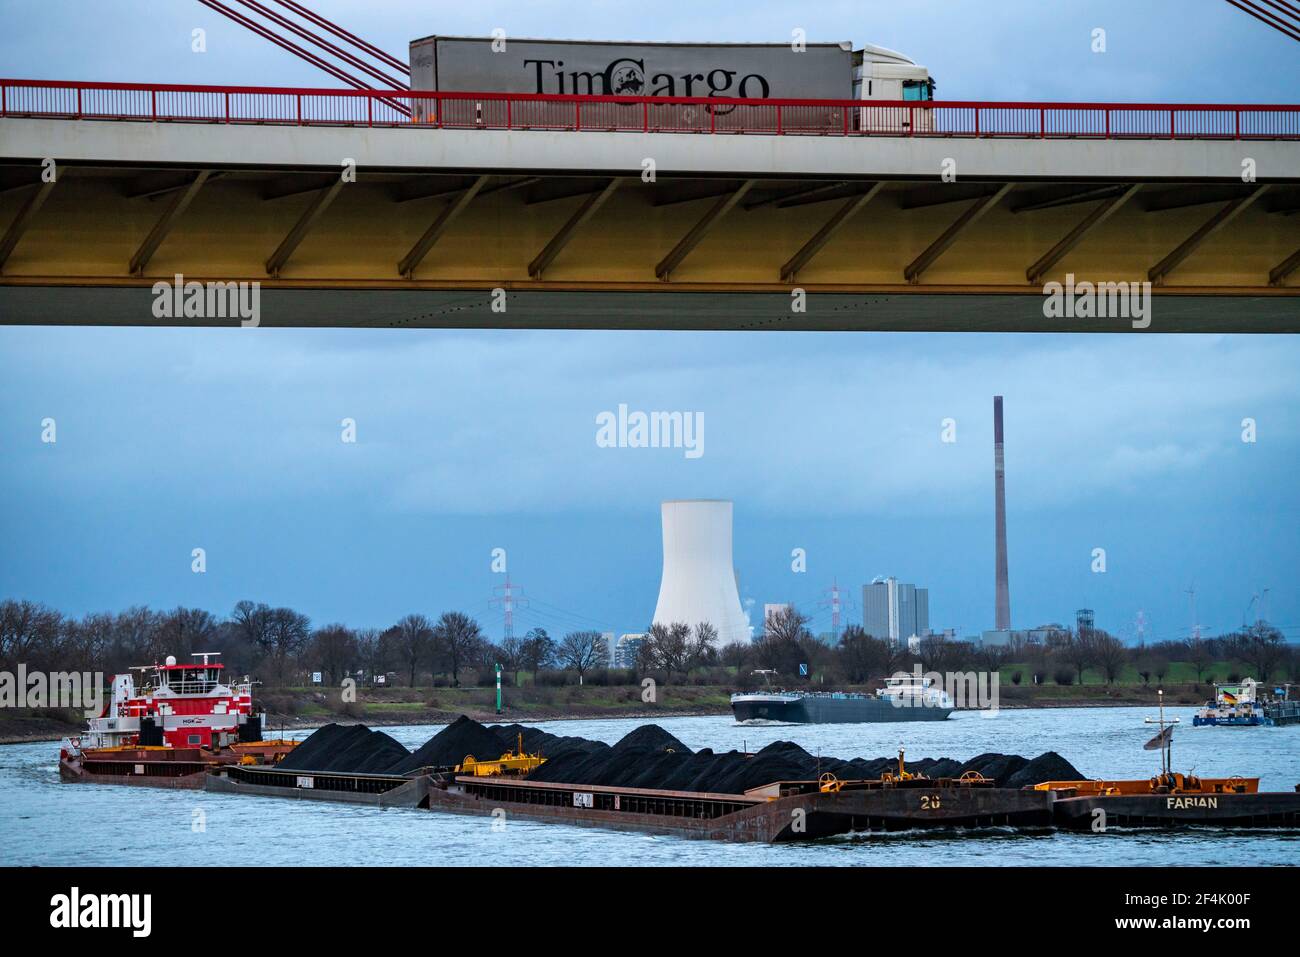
[409,35,935,112]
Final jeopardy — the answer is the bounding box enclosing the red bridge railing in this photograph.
[2,79,1298,139]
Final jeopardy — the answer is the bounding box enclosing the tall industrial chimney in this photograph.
[993,396,1011,630]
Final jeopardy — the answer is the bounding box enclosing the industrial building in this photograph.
[652,500,751,645]
[613,634,645,669]
[762,604,791,633]
[980,626,1060,648]
[598,632,616,668]
[863,577,930,645]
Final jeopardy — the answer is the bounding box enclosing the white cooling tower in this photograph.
[652,499,750,644]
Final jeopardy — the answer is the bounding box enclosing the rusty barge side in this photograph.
[205,765,430,807]
[61,747,223,789]
[1053,791,1300,830]
[59,741,297,789]
[426,775,1055,842]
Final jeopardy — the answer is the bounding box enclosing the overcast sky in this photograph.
[1,0,1298,100]
[1,2,1298,642]
[2,328,1297,643]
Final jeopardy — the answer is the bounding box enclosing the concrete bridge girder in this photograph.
[0,119,1297,296]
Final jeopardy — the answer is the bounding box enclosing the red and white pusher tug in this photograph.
[59,652,296,788]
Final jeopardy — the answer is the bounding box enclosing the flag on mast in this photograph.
[1144,725,1173,751]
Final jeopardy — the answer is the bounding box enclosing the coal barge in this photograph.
[422,756,1053,841]
[201,716,1300,843]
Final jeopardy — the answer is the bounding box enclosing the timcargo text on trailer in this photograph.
[408,35,932,102]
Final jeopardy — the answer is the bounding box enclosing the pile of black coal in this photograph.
[527,729,1081,794]
[524,725,674,788]
[276,724,409,774]
[955,752,1030,785]
[275,723,353,770]
[389,715,515,773]
[489,723,609,762]
[275,717,1084,791]
[1005,751,1082,788]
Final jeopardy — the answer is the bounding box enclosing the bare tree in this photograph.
[311,624,359,684]
[645,621,692,675]
[389,614,433,687]
[1092,631,1127,684]
[0,599,61,670]
[838,624,892,684]
[354,628,383,685]
[500,635,524,685]
[977,642,1007,675]
[754,606,811,676]
[520,628,555,676]
[764,606,809,644]
[82,612,117,668]
[556,630,604,681]
[111,606,161,671]
[691,621,719,668]
[1233,622,1286,683]
[720,640,751,672]
[1060,631,1096,685]
[915,633,951,673]
[154,607,218,663]
[431,612,485,687]
[262,608,311,684]
[231,601,272,655]
[1186,638,1213,684]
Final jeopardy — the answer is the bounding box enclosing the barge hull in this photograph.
[59,758,209,789]
[205,766,430,808]
[426,785,777,841]
[1053,792,1300,830]
[431,776,1054,842]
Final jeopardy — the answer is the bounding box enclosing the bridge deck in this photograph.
[2,83,1297,326]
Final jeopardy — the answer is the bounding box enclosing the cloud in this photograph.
[3,328,1296,522]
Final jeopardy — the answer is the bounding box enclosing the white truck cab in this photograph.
[852,44,935,132]
[852,43,935,101]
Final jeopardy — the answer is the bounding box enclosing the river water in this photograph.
[2,707,1296,866]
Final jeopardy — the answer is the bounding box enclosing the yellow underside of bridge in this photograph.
[1,174,1295,293]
